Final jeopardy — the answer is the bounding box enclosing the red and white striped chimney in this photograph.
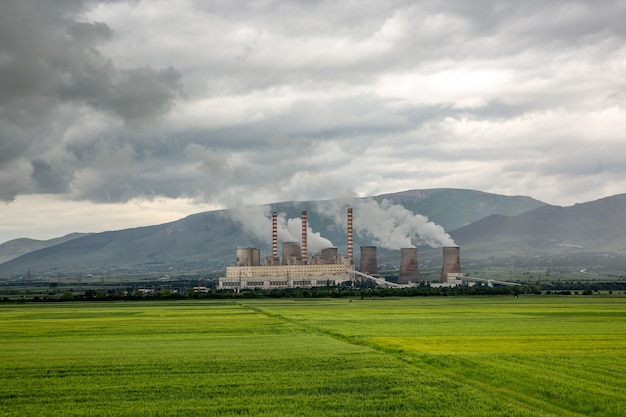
[347,207,353,264]
[301,210,308,263]
[272,212,278,258]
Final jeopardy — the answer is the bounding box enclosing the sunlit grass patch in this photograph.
[371,334,626,354]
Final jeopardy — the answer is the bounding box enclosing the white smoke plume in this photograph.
[228,206,333,254]
[352,199,455,249]
[277,214,333,254]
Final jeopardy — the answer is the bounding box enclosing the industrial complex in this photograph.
[218,208,463,290]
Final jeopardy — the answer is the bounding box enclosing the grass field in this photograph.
[1,296,625,416]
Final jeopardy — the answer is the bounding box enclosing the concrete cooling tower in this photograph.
[398,247,420,284]
[359,246,378,275]
[440,246,462,282]
[321,247,338,264]
[282,242,302,265]
[236,248,261,266]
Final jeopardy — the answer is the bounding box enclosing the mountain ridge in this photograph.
[0,233,92,264]
[8,187,613,277]
[451,193,626,259]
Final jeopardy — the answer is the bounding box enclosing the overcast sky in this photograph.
[1,0,626,243]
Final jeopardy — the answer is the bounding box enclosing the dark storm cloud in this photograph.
[0,0,183,200]
[87,66,182,126]
[31,159,72,194]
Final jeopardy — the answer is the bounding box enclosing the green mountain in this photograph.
[0,188,546,277]
[0,233,91,264]
[374,188,544,231]
[451,193,626,260]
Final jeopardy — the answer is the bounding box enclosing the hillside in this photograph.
[0,188,546,277]
[450,193,626,260]
[375,188,543,231]
[0,233,91,264]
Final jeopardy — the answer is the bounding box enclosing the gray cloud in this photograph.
[31,159,72,194]
[2,0,626,241]
[0,0,183,201]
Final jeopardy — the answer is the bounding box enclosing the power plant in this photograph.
[218,209,462,290]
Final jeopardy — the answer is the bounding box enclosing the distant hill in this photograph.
[0,188,546,277]
[450,193,626,259]
[0,233,91,264]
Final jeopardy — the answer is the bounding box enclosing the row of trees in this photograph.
[2,283,544,303]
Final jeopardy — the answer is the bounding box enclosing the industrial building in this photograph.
[218,208,463,290]
[219,209,355,290]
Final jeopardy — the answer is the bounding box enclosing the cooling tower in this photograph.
[440,246,462,282]
[282,242,301,265]
[236,248,261,266]
[398,247,420,284]
[321,247,338,264]
[359,246,378,275]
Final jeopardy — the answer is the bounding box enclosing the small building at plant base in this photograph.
[430,273,474,288]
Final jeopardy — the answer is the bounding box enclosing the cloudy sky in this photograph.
[1,0,626,243]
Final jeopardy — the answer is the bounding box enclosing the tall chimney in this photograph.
[347,208,353,265]
[359,246,378,275]
[398,247,420,284]
[440,246,462,282]
[301,210,308,264]
[272,212,278,258]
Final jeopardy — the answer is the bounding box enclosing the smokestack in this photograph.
[347,208,353,264]
[272,212,278,258]
[440,246,462,282]
[359,246,378,275]
[398,247,420,284]
[301,210,308,264]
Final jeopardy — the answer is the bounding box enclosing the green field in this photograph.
[1,296,625,416]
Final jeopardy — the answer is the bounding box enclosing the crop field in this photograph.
[1,296,625,416]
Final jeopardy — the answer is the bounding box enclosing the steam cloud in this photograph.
[352,199,455,249]
[229,197,455,255]
[229,205,333,254]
